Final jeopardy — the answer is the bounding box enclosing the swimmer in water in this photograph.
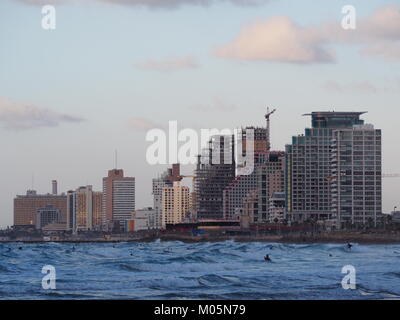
[347,243,353,250]
[264,254,271,262]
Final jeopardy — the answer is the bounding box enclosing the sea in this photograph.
[0,240,399,300]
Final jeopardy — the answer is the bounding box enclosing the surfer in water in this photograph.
[264,254,272,262]
[347,243,353,250]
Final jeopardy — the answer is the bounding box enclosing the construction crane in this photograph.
[265,107,276,151]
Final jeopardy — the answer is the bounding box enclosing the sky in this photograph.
[0,0,399,228]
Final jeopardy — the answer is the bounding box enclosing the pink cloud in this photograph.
[215,16,335,64]
[0,97,84,130]
[215,5,400,64]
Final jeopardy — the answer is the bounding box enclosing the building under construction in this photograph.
[195,135,236,220]
[196,108,278,221]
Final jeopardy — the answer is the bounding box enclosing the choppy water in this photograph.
[0,240,400,300]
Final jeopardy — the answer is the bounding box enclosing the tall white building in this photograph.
[331,124,382,228]
[162,181,190,225]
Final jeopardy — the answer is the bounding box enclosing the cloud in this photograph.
[16,0,273,8]
[135,56,199,72]
[215,5,400,64]
[127,117,164,131]
[190,97,237,112]
[0,97,85,131]
[323,80,378,94]
[215,16,335,64]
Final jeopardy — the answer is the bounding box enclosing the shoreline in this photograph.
[2,232,400,245]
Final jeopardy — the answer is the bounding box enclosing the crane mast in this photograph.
[265,107,276,151]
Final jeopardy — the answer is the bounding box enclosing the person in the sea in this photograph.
[347,243,353,250]
[264,254,271,262]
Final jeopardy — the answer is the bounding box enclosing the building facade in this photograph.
[152,164,181,229]
[66,186,103,232]
[255,151,285,223]
[162,181,190,225]
[36,205,62,230]
[102,169,135,228]
[195,135,236,220]
[285,111,366,222]
[14,188,67,227]
[331,124,382,228]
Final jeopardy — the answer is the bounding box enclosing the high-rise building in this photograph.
[255,151,285,223]
[66,186,103,231]
[162,181,190,225]
[102,169,135,228]
[152,164,182,229]
[14,183,67,227]
[331,124,382,228]
[222,153,268,220]
[222,126,269,220]
[285,111,370,224]
[195,135,236,220]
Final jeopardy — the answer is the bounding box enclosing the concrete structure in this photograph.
[102,169,135,228]
[285,111,366,223]
[331,124,382,228]
[67,186,103,232]
[36,205,62,229]
[162,181,190,225]
[152,164,182,229]
[14,185,67,227]
[255,151,285,223]
[195,135,236,220]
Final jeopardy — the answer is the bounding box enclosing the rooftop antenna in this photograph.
[114,149,118,169]
[31,174,34,190]
[265,107,276,151]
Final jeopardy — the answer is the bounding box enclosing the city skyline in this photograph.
[1,0,400,227]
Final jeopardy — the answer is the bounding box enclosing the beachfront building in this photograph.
[195,135,236,220]
[66,186,103,232]
[162,181,190,225]
[285,111,367,223]
[331,124,382,228]
[152,164,182,229]
[14,183,67,227]
[35,205,62,230]
[102,169,135,230]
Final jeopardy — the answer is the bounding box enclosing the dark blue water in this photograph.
[1,240,400,300]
